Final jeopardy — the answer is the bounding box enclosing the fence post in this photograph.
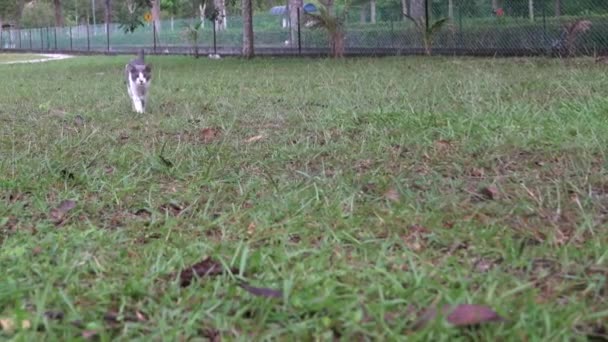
[8,28,12,49]
[297,7,302,55]
[0,28,3,50]
[213,19,217,55]
[29,29,32,49]
[54,27,57,50]
[106,22,110,52]
[87,23,90,51]
[18,28,21,49]
[40,28,43,50]
[46,27,50,49]
[69,26,73,51]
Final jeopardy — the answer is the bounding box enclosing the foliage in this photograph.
[182,20,203,57]
[307,4,347,58]
[403,13,450,56]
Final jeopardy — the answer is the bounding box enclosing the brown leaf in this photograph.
[413,304,505,329]
[384,188,400,202]
[159,202,184,216]
[246,222,256,236]
[49,200,76,225]
[0,318,31,333]
[245,134,265,143]
[82,330,98,339]
[239,283,283,298]
[200,127,221,143]
[446,304,505,326]
[479,186,499,200]
[177,257,238,287]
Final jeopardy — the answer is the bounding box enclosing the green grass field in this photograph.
[1,56,607,340]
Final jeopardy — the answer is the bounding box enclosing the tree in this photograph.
[288,0,302,44]
[308,0,345,58]
[409,0,424,19]
[554,0,561,17]
[242,0,254,58]
[104,0,111,34]
[0,0,25,28]
[151,0,161,32]
[214,0,226,30]
[528,0,534,21]
[53,0,64,26]
[370,0,376,24]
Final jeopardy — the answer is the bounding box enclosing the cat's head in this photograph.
[128,64,152,86]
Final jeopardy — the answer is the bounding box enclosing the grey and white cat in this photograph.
[125,49,152,113]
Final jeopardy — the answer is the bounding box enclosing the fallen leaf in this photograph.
[446,304,505,326]
[247,222,256,235]
[200,127,221,143]
[245,134,265,143]
[159,202,184,216]
[384,188,400,202]
[177,257,238,287]
[49,200,76,225]
[0,318,31,333]
[239,283,283,298]
[413,304,505,329]
[82,330,98,339]
[479,185,499,200]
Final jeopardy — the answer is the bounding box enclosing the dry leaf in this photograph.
[200,127,221,143]
[413,304,505,329]
[49,200,77,225]
[177,257,239,287]
[82,330,98,339]
[479,186,499,200]
[245,135,265,143]
[247,222,256,235]
[0,318,31,333]
[239,283,283,298]
[384,188,400,202]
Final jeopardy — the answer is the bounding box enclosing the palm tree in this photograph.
[307,0,345,58]
[242,0,254,58]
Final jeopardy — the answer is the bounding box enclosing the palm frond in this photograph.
[428,17,449,36]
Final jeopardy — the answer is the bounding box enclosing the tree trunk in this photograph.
[409,0,424,19]
[401,0,407,20]
[15,0,25,29]
[53,0,64,27]
[242,0,254,58]
[492,0,498,10]
[289,0,303,45]
[448,0,453,18]
[370,0,376,24]
[151,0,161,32]
[529,0,534,21]
[554,0,561,17]
[214,0,227,30]
[104,0,111,34]
[360,5,366,23]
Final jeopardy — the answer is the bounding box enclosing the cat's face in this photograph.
[128,64,152,86]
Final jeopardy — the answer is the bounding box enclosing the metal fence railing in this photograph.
[1,0,607,57]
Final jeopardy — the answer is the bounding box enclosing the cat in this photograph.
[125,49,152,113]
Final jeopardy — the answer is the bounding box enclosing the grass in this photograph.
[0,53,47,63]
[1,55,607,340]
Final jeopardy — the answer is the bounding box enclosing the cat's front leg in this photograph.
[133,96,144,113]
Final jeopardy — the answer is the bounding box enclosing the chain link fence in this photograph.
[1,0,606,57]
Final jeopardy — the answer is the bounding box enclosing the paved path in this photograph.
[0,53,74,65]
